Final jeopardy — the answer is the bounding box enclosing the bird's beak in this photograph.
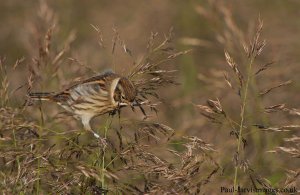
[118,102,128,107]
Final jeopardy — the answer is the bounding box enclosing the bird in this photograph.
[28,70,137,138]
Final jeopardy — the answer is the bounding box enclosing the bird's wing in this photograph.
[66,71,119,90]
[54,72,120,106]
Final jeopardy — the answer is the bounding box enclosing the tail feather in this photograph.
[28,92,54,101]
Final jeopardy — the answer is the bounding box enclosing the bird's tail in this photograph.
[28,92,54,101]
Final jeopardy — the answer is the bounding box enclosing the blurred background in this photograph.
[1,0,299,192]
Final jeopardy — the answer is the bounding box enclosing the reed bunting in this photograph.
[29,70,137,138]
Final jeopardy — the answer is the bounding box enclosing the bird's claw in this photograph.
[91,132,107,145]
[98,137,107,147]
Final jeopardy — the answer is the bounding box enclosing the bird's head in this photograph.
[111,77,137,107]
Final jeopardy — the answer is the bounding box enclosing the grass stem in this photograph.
[233,57,254,194]
[101,117,112,191]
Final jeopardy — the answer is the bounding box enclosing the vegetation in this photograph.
[0,1,299,194]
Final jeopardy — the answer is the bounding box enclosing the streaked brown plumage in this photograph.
[29,71,137,138]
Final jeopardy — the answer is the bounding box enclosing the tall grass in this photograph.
[1,1,299,194]
[0,1,220,194]
[195,1,299,193]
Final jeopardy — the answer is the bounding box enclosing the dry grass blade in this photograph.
[90,24,105,48]
[111,26,119,55]
[125,31,187,113]
[134,122,175,143]
[284,169,300,188]
[268,134,300,158]
[264,104,300,118]
[268,147,299,158]
[183,136,217,152]
[117,135,220,194]
[264,104,286,113]
[255,61,274,76]
[254,124,300,132]
[206,99,225,115]
[259,80,292,97]
[286,108,300,116]
[179,37,212,47]
[248,170,274,192]
[195,99,227,124]
[224,51,243,87]
[223,72,234,89]
[248,18,266,58]
[67,57,98,74]
[284,135,300,142]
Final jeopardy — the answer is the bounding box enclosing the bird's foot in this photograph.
[98,137,107,147]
